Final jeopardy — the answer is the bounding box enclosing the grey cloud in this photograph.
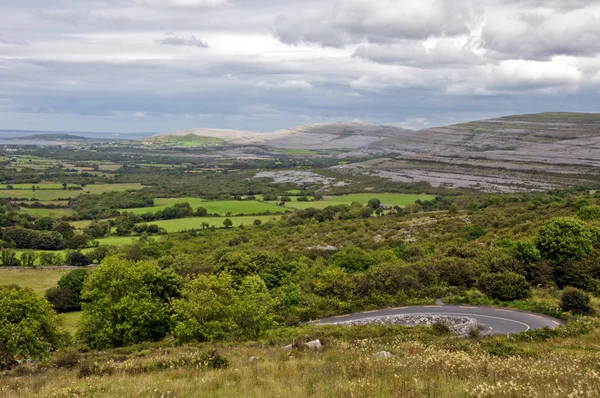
[482,9,600,60]
[157,34,209,48]
[353,39,484,68]
[135,0,229,10]
[275,0,481,47]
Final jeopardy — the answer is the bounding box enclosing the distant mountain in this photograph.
[150,122,414,149]
[155,112,600,192]
[13,133,91,141]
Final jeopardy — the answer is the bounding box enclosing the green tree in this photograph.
[45,287,80,313]
[367,198,381,211]
[53,221,75,240]
[223,218,233,228]
[65,251,88,266]
[536,218,594,265]
[0,285,66,369]
[171,273,237,343]
[78,257,181,349]
[233,276,276,340]
[58,269,89,299]
[331,245,374,272]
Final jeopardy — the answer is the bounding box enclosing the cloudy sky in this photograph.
[1,0,599,133]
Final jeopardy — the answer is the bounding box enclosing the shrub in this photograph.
[478,271,531,301]
[45,287,81,313]
[536,218,594,265]
[65,250,88,266]
[52,347,81,369]
[578,205,600,221]
[560,287,595,315]
[431,321,452,335]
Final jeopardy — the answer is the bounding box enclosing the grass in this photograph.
[2,324,600,397]
[280,193,436,210]
[148,215,280,232]
[58,312,82,335]
[122,198,285,216]
[0,267,72,294]
[94,236,143,246]
[0,183,80,190]
[19,207,74,218]
[0,183,145,200]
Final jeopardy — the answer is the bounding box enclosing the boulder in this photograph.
[305,339,323,350]
[375,351,393,358]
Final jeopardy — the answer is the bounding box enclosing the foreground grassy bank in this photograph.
[1,322,599,398]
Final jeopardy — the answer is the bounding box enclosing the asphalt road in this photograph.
[316,305,563,335]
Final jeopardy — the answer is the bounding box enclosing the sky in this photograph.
[1,0,599,133]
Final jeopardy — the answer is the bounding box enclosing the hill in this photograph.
[150,112,600,192]
[13,133,91,141]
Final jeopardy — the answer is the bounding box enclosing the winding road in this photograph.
[316,304,563,335]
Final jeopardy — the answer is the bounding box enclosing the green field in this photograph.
[122,198,285,216]
[20,207,74,218]
[0,183,80,190]
[275,193,436,210]
[59,311,82,334]
[148,215,280,232]
[95,236,142,246]
[0,183,145,200]
[0,268,73,294]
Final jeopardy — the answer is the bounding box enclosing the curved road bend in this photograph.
[316,305,563,335]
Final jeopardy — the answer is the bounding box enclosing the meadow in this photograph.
[122,198,285,216]
[0,183,145,200]
[282,193,436,210]
[1,324,600,397]
[120,194,434,216]
[19,207,75,217]
[148,215,280,232]
[0,267,73,294]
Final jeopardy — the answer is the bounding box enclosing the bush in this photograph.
[52,348,81,369]
[536,218,594,265]
[578,205,600,221]
[478,272,531,301]
[560,287,595,315]
[45,287,81,313]
[65,251,88,266]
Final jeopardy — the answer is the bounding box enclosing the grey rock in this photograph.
[375,351,393,358]
[282,344,293,351]
[305,339,322,350]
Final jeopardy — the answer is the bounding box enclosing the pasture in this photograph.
[148,215,280,232]
[0,183,145,200]
[0,267,73,294]
[122,198,285,216]
[20,207,75,218]
[279,193,436,210]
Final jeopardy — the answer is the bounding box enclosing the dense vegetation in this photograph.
[1,145,600,397]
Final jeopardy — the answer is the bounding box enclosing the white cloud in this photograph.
[135,0,229,9]
[353,39,484,67]
[257,80,313,90]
